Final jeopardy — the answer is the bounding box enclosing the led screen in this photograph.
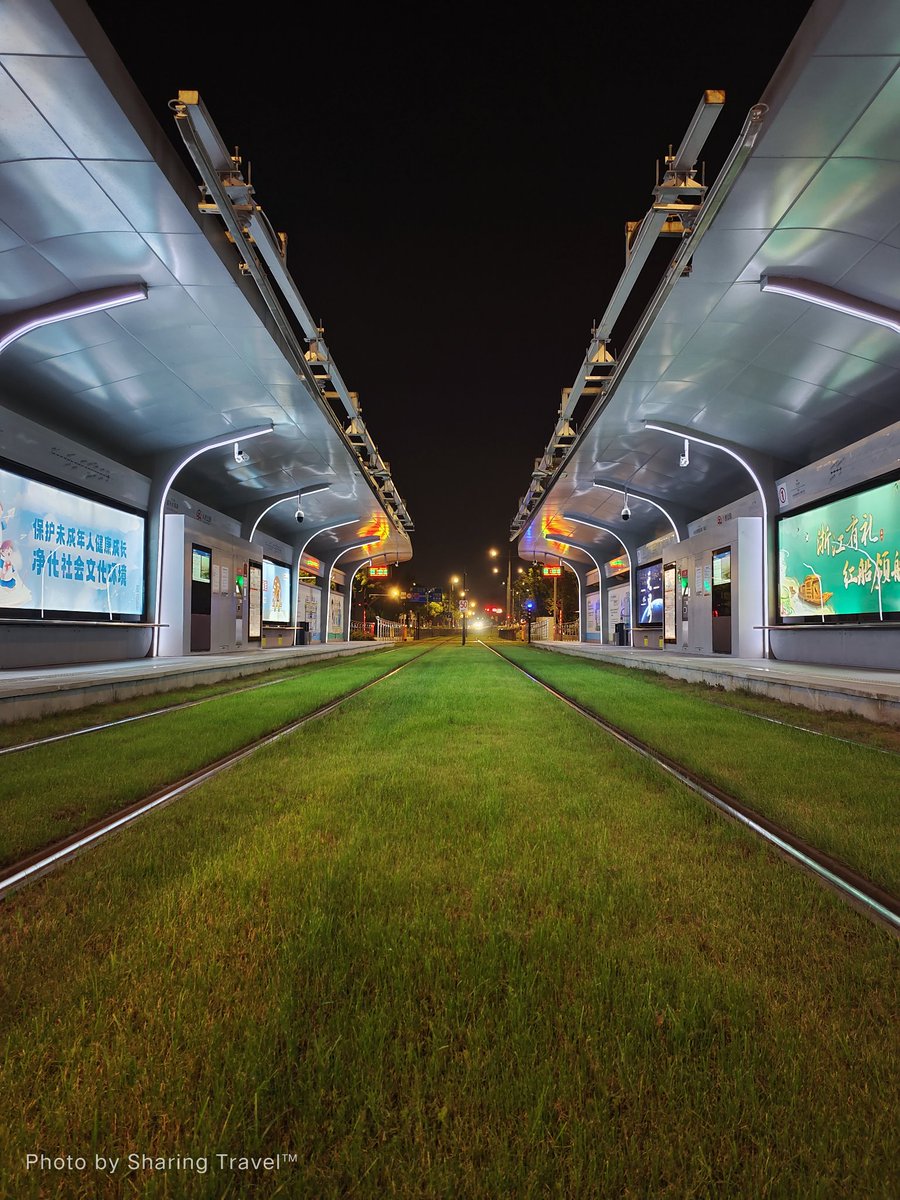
[262,559,291,623]
[191,546,211,584]
[778,478,900,619]
[713,549,731,586]
[638,561,667,628]
[0,465,144,617]
[636,561,663,626]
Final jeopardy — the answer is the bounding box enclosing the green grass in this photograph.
[493,640,900,895]
[0,642,426,867]
[0,643,896,1199]
[0,646,400,751]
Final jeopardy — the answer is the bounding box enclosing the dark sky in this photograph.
[86,0,812,606]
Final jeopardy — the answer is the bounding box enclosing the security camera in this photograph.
[621,504,631,521]
[295,508,304,524]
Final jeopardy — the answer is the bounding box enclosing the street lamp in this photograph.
[489,545,514,627]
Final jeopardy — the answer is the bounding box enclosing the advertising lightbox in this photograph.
[663,563,677,642]
[778,478,900,620]
[248,563,262,639]
[636,561,663,626]
[262,558,291,623]
[0,465,145,617]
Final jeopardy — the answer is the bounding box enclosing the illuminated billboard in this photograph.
[262,558,291,623]
[0,465,144,617]
[663,563,677,642]
[778,478,900,620]
[636,561,663,626]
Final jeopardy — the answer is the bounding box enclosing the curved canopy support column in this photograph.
[318,539,380,644]
[590,476,694,541]
[343,558,373,641]
[556,517,641,643]
[544,540,604,642]
[147,422,272,655]
[236,483,333,543]
[644,420,783,657]
[291,519,363,639]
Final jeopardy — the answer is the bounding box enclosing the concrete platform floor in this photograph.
[0,640,394,725]
[2,637,898,728]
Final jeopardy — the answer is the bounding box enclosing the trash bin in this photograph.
[614,622,630,647]
[295,621,310,646]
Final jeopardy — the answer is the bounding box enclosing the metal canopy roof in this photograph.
[0,0,412,566]
[515,0,900,568]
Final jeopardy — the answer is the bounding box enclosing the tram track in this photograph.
[483,641,900,935]
[0,670,301,756]
[0,644,440,900]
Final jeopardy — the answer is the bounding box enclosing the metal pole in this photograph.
[461,570,467,646]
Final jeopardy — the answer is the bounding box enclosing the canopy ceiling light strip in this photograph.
[759,274,900,334]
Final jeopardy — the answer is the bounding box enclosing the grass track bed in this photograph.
[0,643,896,1199]
[495,641,900,896]
[0,644,425,867]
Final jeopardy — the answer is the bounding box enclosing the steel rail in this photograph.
[483,642,900,935]
[699,698,899,756]
[0,645,439,900]
[0,672,299,757]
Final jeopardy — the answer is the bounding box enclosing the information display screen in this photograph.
[0,465,145,617]
[262,558,291,623]
[636,561,663,626]
[712,549,731,586]
[191,546,211,583]
[778,478,900,619]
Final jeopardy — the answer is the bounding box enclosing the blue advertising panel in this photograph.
[778,478,900,619]
[0,465,145,616]
[262,558,291,623]
[636,561,663,625]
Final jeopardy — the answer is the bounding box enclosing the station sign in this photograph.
[542,565,563,577]
[369,565,389,577]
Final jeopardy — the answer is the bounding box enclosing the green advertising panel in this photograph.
[778,478,900,619]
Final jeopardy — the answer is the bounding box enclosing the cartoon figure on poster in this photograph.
[0,537,32,607]
[270,573,285,620]
[0,492,33,608]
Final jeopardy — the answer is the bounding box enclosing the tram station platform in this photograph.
[535,641,900,727]
[0,640,393,726]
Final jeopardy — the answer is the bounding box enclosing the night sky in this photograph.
[86,0,812,606]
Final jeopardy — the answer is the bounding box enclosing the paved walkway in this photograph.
[0,641,394,724]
